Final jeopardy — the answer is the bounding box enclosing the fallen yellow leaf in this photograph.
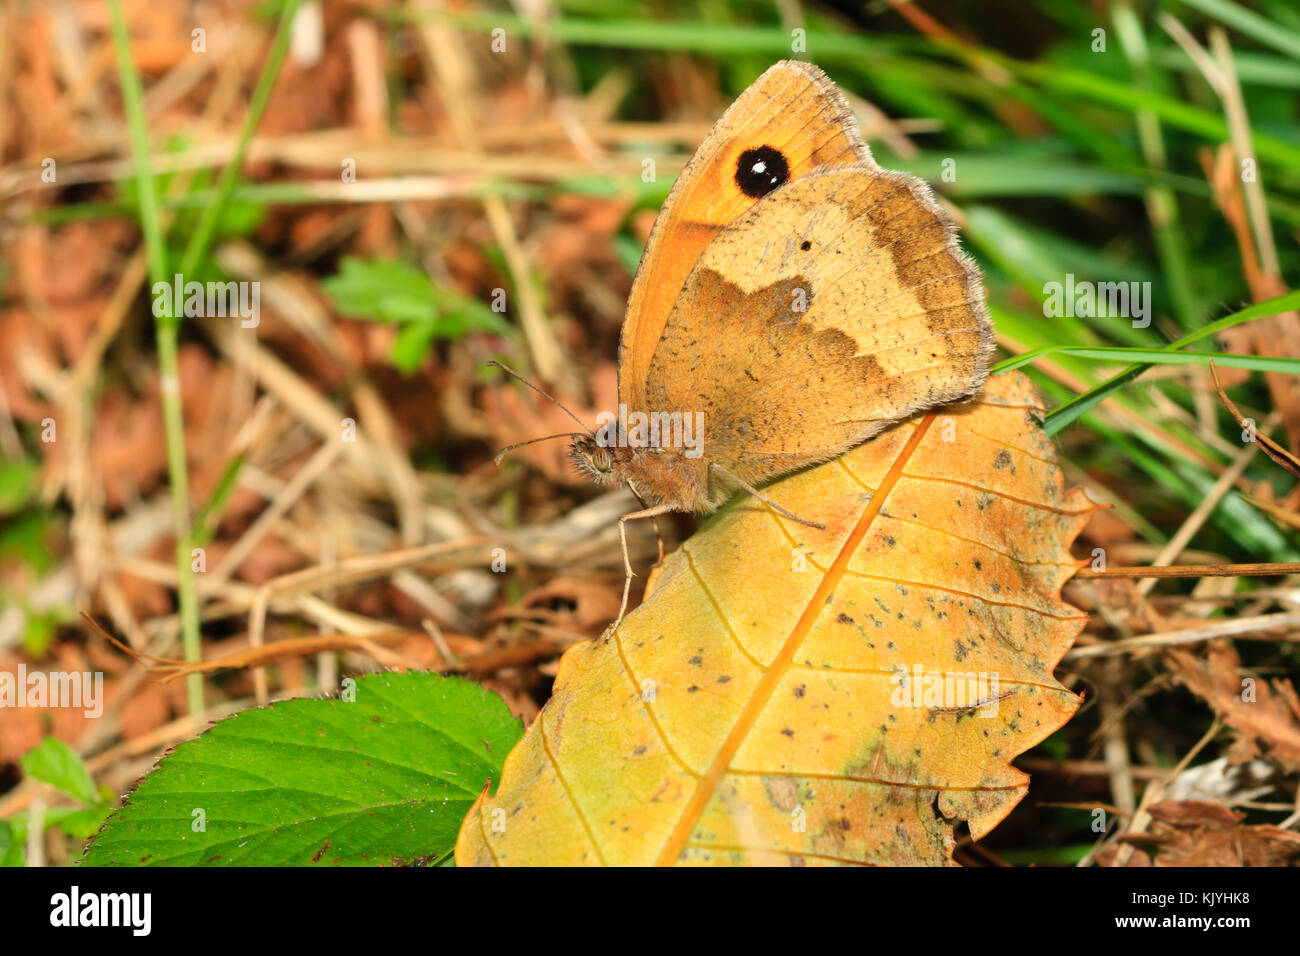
[457,372,1097,865]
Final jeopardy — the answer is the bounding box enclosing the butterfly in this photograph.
[497,60,992,626]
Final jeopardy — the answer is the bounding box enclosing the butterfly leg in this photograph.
[612,503,675,633]
[650,512,665,563]
[708,463,826,530]
[627,483,667,564]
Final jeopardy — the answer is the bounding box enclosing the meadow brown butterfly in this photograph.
[497,60,992,625]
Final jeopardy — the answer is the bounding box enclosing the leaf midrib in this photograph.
[651,413,937,865]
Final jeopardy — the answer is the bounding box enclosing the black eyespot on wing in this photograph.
[735,145,790,199]
[800,240,812,251]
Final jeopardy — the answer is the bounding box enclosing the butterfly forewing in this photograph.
[618,61,872,412]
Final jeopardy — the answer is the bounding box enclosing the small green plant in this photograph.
[2,738,115,867]
[322,257,511,373]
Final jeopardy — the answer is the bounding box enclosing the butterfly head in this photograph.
[569,435,620,486]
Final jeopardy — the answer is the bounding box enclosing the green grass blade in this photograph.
[1041,289,1300,434]
[996,347,1300,376]
[1177,0,1300,61]
[178,0,302,276]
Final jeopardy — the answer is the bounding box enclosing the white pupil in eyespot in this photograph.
[752,161,767,175]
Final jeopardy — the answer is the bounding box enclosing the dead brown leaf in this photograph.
[1168,641,1300,773]
[1098,799,1300,866]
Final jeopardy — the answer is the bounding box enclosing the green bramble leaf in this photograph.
[80,673,522,866]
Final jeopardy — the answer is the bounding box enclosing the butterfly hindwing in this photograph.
[641,168,992,499]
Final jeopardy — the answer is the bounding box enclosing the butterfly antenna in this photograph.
[493,432,588,466]
[487,361,594,436]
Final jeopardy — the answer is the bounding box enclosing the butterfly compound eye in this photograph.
[571,437,614,482]
[734,145,790,199]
